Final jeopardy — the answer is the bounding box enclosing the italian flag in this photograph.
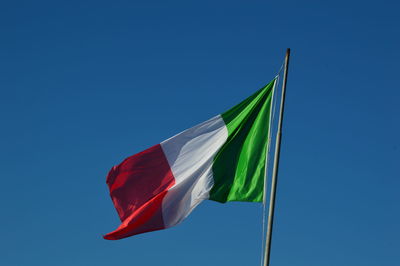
[104,79,276,240]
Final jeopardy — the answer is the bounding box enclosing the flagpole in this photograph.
[263,48,291,266]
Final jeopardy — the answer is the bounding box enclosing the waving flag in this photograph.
[104,79,276,240]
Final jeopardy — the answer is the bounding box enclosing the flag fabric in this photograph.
[104,79,276,240]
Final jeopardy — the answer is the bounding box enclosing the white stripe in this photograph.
[160,115,228,228]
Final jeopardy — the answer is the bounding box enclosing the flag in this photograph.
[104,79,276,240]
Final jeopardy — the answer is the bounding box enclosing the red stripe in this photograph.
[104,144,175,240]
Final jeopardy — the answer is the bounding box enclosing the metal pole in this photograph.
[263,48,291,266]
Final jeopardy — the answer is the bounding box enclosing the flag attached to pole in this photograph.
[104,79,276,240]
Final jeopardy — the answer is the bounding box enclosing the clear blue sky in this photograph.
[1,1,399,265]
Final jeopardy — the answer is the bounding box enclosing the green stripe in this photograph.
[210,79,276,203]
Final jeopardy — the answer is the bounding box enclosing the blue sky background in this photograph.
[1,1,399,265]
